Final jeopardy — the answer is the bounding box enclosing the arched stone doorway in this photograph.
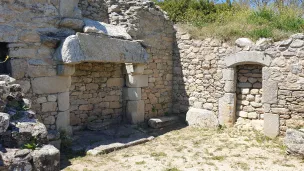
[219,51,279,137]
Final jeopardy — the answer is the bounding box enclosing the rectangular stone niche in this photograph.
[69,62,124,129]
[236,64,263,120]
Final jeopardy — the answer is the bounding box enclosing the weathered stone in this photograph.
[186,108,219,128]
[42,102,57,112]
[31,76,71,94]
[59,18,84,30]
[83,18,132,40]
[225,51,271,67]
[203,103,213,110]
[56,110,72,135]
[0,113,9,134]
[47,95,57,102]
[126,75,148,88]
[248,112,258,119]
[235,38,254,48]
[284,129,304,156]
[224,80,236,93]
[125,63,145,75]
[262,80,278,104]
[55,33,148,64]
[60,0,80,18]
[222,68,235,81]
[264,113,280,138]
[238,111,248,118]
[218,93,236,127]
[106,78,124,87]
[123,88,141,101]
[12,122,48,146]
[148,116,179,129]
[32,145,60,171]
[58,92,69,111]
[126,100,145,124]
[57,64,75,76]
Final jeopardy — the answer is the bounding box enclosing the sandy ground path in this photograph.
[62,127,304,171]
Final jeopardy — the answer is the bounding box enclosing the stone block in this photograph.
[58,92,69,111]
[28,65,57,77]
[31,76,71,94]
[106,78,124,87]
[56,110,72,135]
[125,63,145,75]
[42,102,57,112]
[186,108,219,128]
[84,18,132,40]
[148,116,179,129]
[32,145,60,171]
[57,64,75,76]
[193,102,203,109]
[262,80,278,104]
[224,80,236,93]
[55,33,148,64]
[59,18,84,31]
[218,93,236,127]
[126,75,148,88]
[225,51,271,67]
[264,113,280,138]
[48,95,57,102]
[59,0,80,18]
[126,100,145,124]
[284,129,304,156]
[123,88,141,100]
[223,68,235,81]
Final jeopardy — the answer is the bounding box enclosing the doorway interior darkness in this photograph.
[0,42,10,75]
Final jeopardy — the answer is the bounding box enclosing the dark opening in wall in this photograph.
[0,42,10,75]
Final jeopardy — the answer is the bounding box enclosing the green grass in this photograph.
[155,0,304,42]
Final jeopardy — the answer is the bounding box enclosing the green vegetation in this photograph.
[155,0,304,41]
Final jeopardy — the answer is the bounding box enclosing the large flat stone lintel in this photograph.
[225,51,271,67]
[55,33,149,64]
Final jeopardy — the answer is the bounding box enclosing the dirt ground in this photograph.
[62,126,304,171]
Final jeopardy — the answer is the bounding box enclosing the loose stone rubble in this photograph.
[0,75,60,170]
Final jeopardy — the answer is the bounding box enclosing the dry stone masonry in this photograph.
[1,0,304,167]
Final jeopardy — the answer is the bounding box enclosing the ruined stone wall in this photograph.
[70,63,123,129]
[78,0,109,23]
[107,0,175,119]
[174,25,304,134]
[173,26,234,115]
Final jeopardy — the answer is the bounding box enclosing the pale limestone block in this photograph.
[58,92,70,112]
[123,88,141,101]
[126,100,145,124]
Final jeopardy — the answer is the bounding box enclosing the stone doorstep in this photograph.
[148,116,180,129]
[86,137,154,156]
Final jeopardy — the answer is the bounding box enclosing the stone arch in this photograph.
[224,51,271,68]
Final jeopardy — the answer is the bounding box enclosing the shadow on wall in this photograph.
[172,34,190,116]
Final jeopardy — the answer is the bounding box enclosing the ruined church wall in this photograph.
[78,0,109,23]
[106,0,175,119]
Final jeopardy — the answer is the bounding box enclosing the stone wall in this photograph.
[70,63,123,129]
[173,26,233,115]
[174,25,304,135]
[106,0,175,119]
[78,0,109,23]
[236,65,263,120]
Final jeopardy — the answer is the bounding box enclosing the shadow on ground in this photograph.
[60,119,187,170]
